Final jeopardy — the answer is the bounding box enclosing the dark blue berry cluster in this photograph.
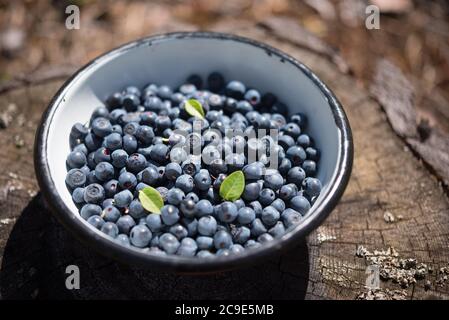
[65,72,322,258]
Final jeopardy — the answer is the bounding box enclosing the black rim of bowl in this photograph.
[34,31,354,273]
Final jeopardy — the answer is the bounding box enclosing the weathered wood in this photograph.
[0,23,448,300]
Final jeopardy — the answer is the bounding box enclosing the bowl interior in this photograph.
[44,34,343,261]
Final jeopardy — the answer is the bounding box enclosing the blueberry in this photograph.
[196,236,214,250]
[106,92,123,109]
[111,124,123,135]
[278,134,295,150]
[297,134,312,148]
[194,169,212,191]
[155,115,172,133]
[118,171,137,190]
[234,199,245,210]
[261,206,280,227]
[180,198,196,218]
[122,93,140,112]
[109,109,126,124]
[103,179,118,198]
[129,199,145,219]
[302,177,322,198]
[113,190,133,208]
[258,188,275,206]
[167,188,185,206]
[102,205,121,222]
[197,250,214,258]
[87,215,105,229]
[258,233,274,243]
[176,238,198,257]
[213,230,233,249]
[115,234,131,246]
[169,147,188,164]
[212,173,227,190]
[66,168,86,189]
[80,204,102,220]
[271,198,286,213]
[237,207,256,225]
[95,162,114,182]
[248,201,263,217]
[67,150,87,169]
[100,222,119,238]
[251,218,267,237]
[207,72,225,93]
[195,199,214,217]
[226,81,246,99]
[85,133,102,151]
[197,215,217,236]
[91,117,112,137]
[217,202,238,223]
[282,122,301,139]
[93,147,111,164]
[130,225,152,248]
[123,134,138,154]
[86,171,100,184]
[175,174,194,193]
[164,163,182,181]
[287,166,306,186]
[244,239,261,249]
[244,89,261,105]
[150,144,168,164]
[286,146,307,166]
[225,153,246,172]
[209,159,228,177]
[116,215,136,234]
[169,224,188,240]
[182,217,198,237]
[302,160,317,176]
[159,233,180,254]
[264,172,284,191]
[83,183,105,204]
[279,184,297,201]
[185,192,199,203]
[70,123,89,141]
[146,214,163,232]
[79,165,91,176]
[281,209,302,228]
[160,205,180,226]
[269,221,286,238]
[72,187,85,204]
[104,133,123,151]
[157,85,172,99]
[243,162,264,180]
[290,113,307,128]
[111,149,128,168]
[140,111,157,126]
[216,249,231,257]
[126,153,147,173]
[73,143,88,156]
[138,166,159,185]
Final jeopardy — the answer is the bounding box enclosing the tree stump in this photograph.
[0,23,448,300]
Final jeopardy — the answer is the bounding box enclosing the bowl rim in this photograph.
[34,31,353,273]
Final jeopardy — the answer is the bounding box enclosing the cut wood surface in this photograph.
[0,22,448,300]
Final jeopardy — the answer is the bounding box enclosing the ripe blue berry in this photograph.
[226,81,246,99]
[287,166,306,186]
[123,134,138,154]
[91,117,112,137]
[175,174,194,193]
[197,215,217,236]
[261,206,280,227]
[159,233,180,254]
[67,150,87,169]
[113,190,133,208]
[66,168,86,189]
[264,172,284,191]
[111,149,128,168]
[286,146,307,166]
[103,179,118,198]
[237,207,256,225]
[302,160,317,176]
[169,224,188,240]
[102,205,121,222]
[104,132,123,151]
[269,221,286,238]
[271,198,286,213]
[242,182,261,201]
[258,188,275,206]
[72,187,85,204]
[83,183,105,204]
[160,204,180,226]
[196,236,214,250]
[282,209,302,228]
[150,144,168,164]
[279,184,297,201]
[251,218,267,237]
[130,225,152,248]
[95,162,114,182]
[146,214,163,232]
[115,234,130,246]
[194,169,212,191]
[217,202,238,223]
[177,238,198,256]
[167,188,185,206]
[80,204,102,220]
[100,222,119,238]
[195,199,214,217]
[165,163,182,181]
[213,230,233,249]
[87,215,105,229]
[129,199,145,219]
[138,166,159,185]
[302,177,322,198]
[244,89,261,105]
[116,215,136,235]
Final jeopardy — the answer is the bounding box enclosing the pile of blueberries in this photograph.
[65,72,322,258]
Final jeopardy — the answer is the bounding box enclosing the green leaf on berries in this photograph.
[139,186,163,214]
[219,170,245,201]
[184,99,205,119]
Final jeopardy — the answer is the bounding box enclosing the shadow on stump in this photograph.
[0,194,310,299]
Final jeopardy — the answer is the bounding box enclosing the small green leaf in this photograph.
[138,186,164,214]
[219,170,245,201]
[184,99,205,119]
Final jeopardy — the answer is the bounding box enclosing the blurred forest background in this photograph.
[0,0,448,141]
